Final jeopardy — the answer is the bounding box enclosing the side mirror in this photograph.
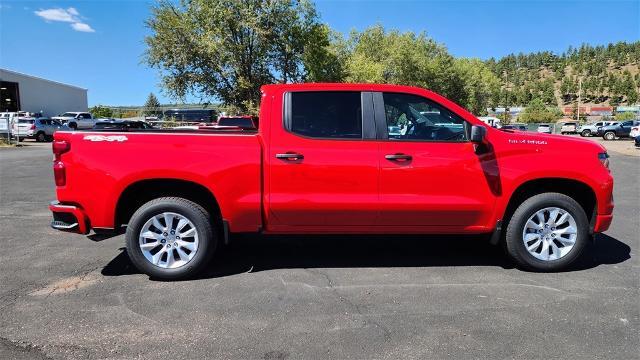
[470,125,487,143]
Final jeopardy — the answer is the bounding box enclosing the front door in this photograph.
[376,92,497,229]
[268,91,379,228]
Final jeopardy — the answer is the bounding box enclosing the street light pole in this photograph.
[577,78,582,122]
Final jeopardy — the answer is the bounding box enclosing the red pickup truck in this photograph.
[50,83,614,280]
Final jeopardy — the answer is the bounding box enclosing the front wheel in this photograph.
[125,197,217,280]
[603,131,616,140]
[580,129,590,137]
[504,193,589,272]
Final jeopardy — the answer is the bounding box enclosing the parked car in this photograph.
[163,109,216,123]
[579,121,612,137]
[559,122,578,135]
[92,119,155,131]
[599,120,640,140]
[12,118,68,142]
[52,112,96,130]
[595,122,619,136]
[500,124,527,131]
[49,83,614,280]
[478,116,502,128]
[537,124,552,134]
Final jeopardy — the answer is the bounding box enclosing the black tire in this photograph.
[504,193,589,272]
[603,131,616,140]
[125,197,217,280]
[580,129,590,137]
[68,122,77,130]
[45,135,54,142]
[36,132,46,142]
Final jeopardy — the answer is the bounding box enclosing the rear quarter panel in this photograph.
[54,131,262,232]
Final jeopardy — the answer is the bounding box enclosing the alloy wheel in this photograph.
[522,207,577,261]
[138,212,199,269]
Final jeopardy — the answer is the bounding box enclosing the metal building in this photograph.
[0,68,88,117]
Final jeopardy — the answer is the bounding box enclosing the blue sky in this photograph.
[1,0,638,106]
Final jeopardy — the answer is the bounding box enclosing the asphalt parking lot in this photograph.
[0,141,638,359]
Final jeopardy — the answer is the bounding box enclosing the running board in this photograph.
[51,220,79,230]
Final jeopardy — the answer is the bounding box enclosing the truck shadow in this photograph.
[101,233,630,280]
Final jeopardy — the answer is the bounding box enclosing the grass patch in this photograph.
[0,137,15,147]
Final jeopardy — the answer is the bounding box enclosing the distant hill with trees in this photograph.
[486,42,640,108]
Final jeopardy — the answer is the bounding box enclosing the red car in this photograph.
[50,83,614,280]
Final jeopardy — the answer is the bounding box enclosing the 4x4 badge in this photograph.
[83,135,128,142]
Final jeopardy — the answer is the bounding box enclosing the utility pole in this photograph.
[577,78,582,122]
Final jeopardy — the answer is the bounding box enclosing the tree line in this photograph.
[144,0,639,115]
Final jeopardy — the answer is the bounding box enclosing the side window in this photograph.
[288,92,362,139]
[382,93,468,141]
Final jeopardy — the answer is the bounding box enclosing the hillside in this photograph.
[486,41,640,108]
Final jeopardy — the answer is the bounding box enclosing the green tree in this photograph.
[616,112,636,121]
[519,98,562,123]
[144,93,161,116]
[340,25,469,108]
[89,105,113,118]
[145,0,333,113]
[453,58,501,114]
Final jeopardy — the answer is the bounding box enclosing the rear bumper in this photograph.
[49,201,89,234]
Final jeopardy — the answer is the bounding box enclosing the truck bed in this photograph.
[53,130,263,232]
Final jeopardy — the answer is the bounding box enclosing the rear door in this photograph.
[375,92,497,229]
[267,91,380,228]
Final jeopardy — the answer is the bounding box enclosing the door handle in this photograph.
[385,153,412,161]
[276,152,304,161]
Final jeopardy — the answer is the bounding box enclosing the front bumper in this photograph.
[593,214,613,233]
[49,201,89,234]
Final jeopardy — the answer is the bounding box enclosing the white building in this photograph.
[0,68,87,117]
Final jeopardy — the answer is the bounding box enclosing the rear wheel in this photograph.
[504,193,589,272]
[580,129,591,137]
[68,122,77,130]
[36,132,46,142]
[125,197,217,280]
[603,131,616,140]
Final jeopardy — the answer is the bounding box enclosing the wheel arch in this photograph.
[502,178,597,231]
[115,178,223,229]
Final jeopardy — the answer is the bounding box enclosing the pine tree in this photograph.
[144,93,161,116]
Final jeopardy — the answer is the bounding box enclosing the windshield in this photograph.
[61,113,77,117]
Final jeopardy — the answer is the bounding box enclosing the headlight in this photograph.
[598,152,610,170]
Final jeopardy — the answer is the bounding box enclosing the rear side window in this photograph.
[287,92,362,139]
[218,118,255,128]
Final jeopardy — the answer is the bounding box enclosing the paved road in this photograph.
[0,142,638,359]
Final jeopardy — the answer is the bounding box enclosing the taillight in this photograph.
[53,161,66,186]
[52,140,70,186]
[30,124,36,130]
[52,140,70,159]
